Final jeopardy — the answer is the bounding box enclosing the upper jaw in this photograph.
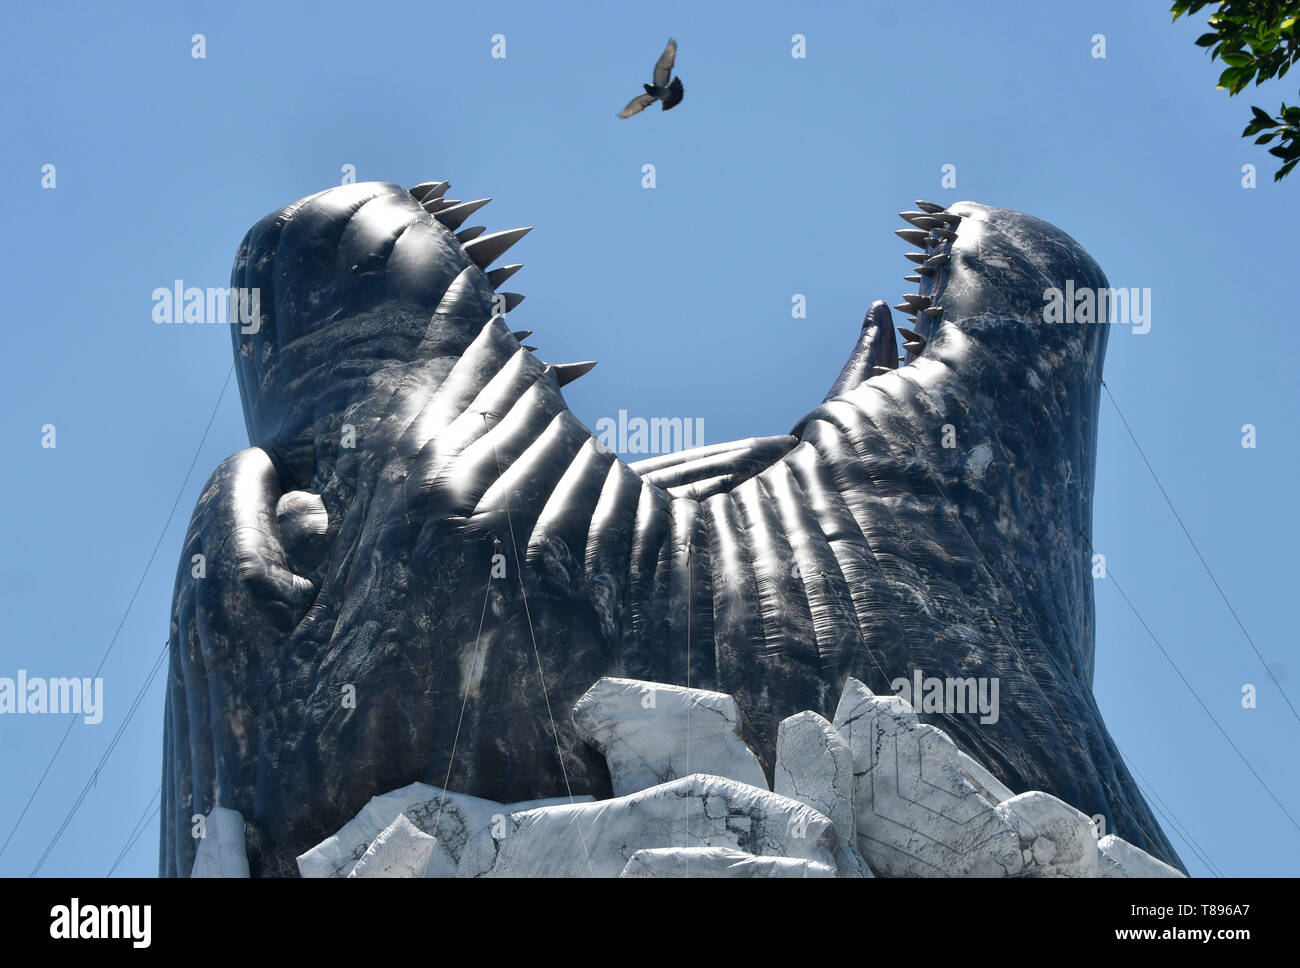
[893,198,964,361]
[230,181,532,489]
[891,200,1110,371]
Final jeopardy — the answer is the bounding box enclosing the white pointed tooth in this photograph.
[521,344,538,352]
[871,365,894,376]
[464,227,532,269]
[455,225,486,243]
[898,327,923,342]
[923,306,943,317]
[409,180,450,201]
[893,302,913,313]
[896,228,929,246]
[917,265,936,276]
[499,292,525,312]
[937,212,962,225]
[934,228,957,241]
[904,274,921,283]
[904,251,927,264]
[915,199,944,213]
[511,329,534,341]
[902,340,925,353]
[903,294,930,308]
[925,253,949,266]
[435,197,493,231]
[552,360,597,386]
[487,264,524,288]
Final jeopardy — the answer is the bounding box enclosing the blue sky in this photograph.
[0,0,1296,877]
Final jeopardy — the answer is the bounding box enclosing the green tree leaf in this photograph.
[1176,0,1300,179]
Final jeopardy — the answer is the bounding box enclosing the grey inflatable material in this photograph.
[160,180,1181,876]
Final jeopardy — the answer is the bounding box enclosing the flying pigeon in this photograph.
[617,38,684,118]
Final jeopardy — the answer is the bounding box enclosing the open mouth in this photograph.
[167,176,1176,877]
[397,181,977,499]
[404,178,963,380]
[599,198,968,499]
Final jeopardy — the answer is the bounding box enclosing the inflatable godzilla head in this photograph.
[161,179,1181,876]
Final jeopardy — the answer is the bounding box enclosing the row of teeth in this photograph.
[408,180,595,389]
[407,185,960,390]
[872,200,961,376]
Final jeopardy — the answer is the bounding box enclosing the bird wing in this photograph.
[653,38,677,88]
[661,77,684,111]
[617,93,656,118]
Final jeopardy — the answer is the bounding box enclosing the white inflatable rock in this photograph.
[465,773,839,877]
[774,710,872,877]
[1097,834,1186,878]
[572,677,769,795]
[295,781,590,878]
[995,791,1099,877]
[621,846,836,878]
[833,677,1022,877]
[190,806,250,878]
[346,813,436,878]
[297,676,1188,879]
[953,749,1016,804]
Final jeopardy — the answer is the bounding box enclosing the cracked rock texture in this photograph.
[621,846,836,878]
[834,677,1023,877]
[573,677,768,795]
[346,813,436,878]
[296,676,1183,878]
[464,774,840,878]
[295,781,588,878]
[996,791,1099,877]
[774,710,870,876]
